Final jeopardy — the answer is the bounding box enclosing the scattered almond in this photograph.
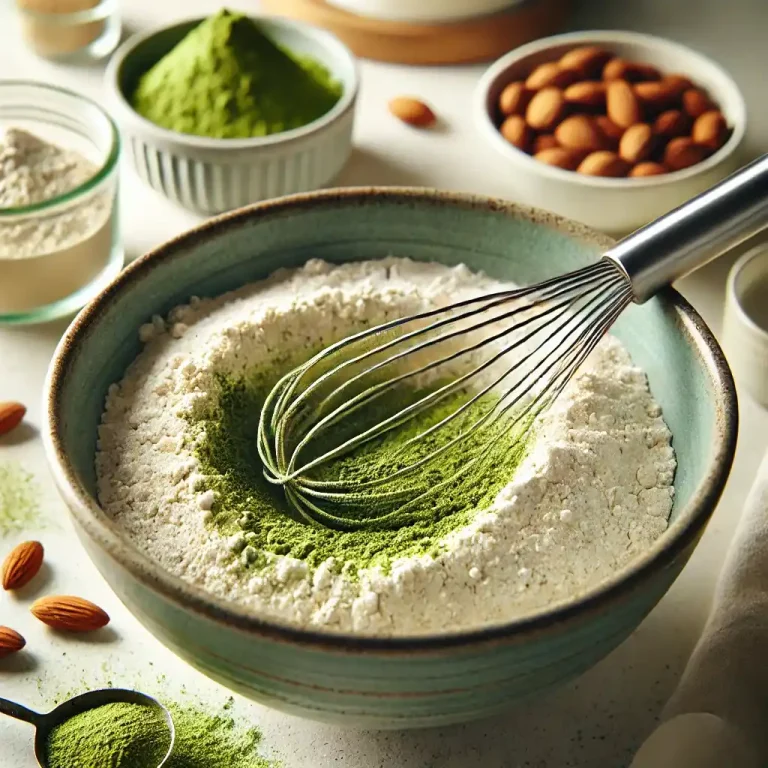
[603,58,660,82]
[559,46,612,79]
[533,134,559,153]
[2,540,44,591]
[577,150,630,177]
[555,115,607,152]
[664,137,709,171]
[619,123,655,164]
[564,81,606,109]
[629,161,669,177]
[606,80,642,129]
[593,116,624,149]
[534,147,585,171]
[388,97,436,128]
[525,87,566,131]
[0,401,26,437]
[692,110,728,150]
[500,115,532,151]
[31,595,110,633]
[682,88,715,118]
[653,109,691,139]
[525,62,578,90]
[0,626,26,658]
[498,81,533,117]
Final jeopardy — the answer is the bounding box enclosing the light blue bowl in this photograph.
[43,188,737,729]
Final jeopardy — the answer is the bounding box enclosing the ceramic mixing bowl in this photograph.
[43,188,737,729]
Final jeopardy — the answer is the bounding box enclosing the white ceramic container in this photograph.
[326,0,522,23]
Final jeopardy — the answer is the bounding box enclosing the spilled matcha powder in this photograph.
[132,9,343,139]
[0,462,42,535]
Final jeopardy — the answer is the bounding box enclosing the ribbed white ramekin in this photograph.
[105,16,358,215]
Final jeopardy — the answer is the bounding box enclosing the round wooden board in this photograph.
[260,0,571,65]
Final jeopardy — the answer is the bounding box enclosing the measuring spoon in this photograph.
[0,688,175,767]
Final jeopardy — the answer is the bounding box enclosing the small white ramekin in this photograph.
[722,243,768,408]
[105,16,358,215]
[474,30,747,236]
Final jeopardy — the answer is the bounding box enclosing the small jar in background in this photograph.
[15,0,121,61]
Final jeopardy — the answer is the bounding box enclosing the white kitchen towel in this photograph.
[630,448,768,768]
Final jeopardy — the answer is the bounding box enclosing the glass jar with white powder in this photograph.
[0,82,122,325]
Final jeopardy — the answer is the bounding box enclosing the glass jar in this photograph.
[0,82,123,325]
[15,0,121,62]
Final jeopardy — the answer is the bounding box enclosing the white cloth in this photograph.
[630,449,768,768]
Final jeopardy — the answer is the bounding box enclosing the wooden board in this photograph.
[260,0,571,65]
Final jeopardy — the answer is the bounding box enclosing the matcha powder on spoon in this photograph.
[131,9,343,139]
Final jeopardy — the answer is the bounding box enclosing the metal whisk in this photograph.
[259,156,768,531]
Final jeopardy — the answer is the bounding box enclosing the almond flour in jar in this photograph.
[0,127,115,316]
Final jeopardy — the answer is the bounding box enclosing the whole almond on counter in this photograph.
[634,80,683,112]
[653,109,692,138]
[525,62,578,90]
[31,595,110,632]
[664,137,709,171]
[692,110,728,150]
[2,540,44,590]
[559,46,612,79]
[532,134,559,153]
[525,87,566,131]
[629,161,669,177]
[603,58,660,82]
[555,115,607,152]
[564,81,606,109]
[500,115,532,151]
[498,81,533,117]
[594,116,624,149]
[388,97,436,128]
[606,80,643,129]
[577,151,630,177]
[0,401,25,437]
[619,123,655,164]
[534,147,585,171]
[0,626,26,658]
[682,88,715,118]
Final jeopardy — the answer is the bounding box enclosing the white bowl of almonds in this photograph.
[474,30,746,235]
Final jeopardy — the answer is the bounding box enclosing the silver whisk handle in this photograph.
[605,154,768,303]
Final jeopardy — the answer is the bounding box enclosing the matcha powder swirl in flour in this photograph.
[132,9,343,139]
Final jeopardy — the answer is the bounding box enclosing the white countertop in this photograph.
[2,0,768,765]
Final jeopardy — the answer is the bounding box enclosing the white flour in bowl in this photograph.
[96,258,675,636]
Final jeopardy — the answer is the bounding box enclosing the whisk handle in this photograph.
[605,154,768,303]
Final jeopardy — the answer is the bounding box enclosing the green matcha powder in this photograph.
[132,9,343,139]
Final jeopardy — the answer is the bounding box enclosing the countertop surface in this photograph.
[2,0,768,765]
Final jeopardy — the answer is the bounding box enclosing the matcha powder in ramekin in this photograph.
[131,9,343,139]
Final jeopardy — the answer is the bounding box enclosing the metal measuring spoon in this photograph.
[0,688,175,767]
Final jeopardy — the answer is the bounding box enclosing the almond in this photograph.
[558,46,612,78]
[653,109,691,139]
[31,595,110,633]
[664,137,709,171]
[606,80,643,129]
[388,97,436,128]
[533,147,585,171]
[498,81,533,117]
[619,123,655,164]
[682,88,715,118]
[525,87,566,131]
[0,626,26,658]
[499,115,532,151]
[564,81,606,109]
[577,151,630,177]
[664,74,694,92]
[2,540,44,590]
[532,134,559,153]
[594,116,624,149]
[603,58,660,82]
[692,110,728,150]
[525,62,578,90]
[634,80,684,112]
[554,115,607,152]
[629,161,669,177]
[0,402,25,437]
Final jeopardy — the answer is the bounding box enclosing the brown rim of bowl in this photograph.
[44,186,738,654]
